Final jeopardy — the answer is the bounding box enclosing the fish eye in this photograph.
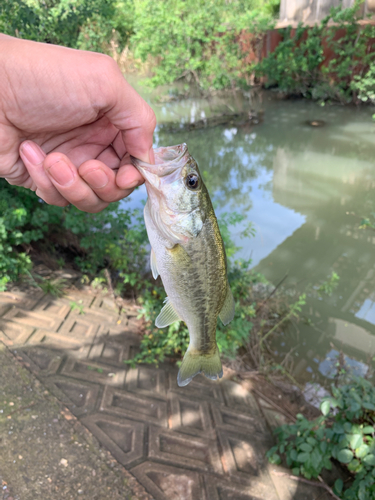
[185,173,199,190]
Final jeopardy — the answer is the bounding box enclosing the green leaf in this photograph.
[337,449,354,464]
[363,454,375,466]
[334,478,343,494]
[292,467,300,476]
[299,443,313,452]
[356,444,370,458]
[320,399,331,416]
[362,426,374,434]
[297,452,310,463]
[350,434,363,450]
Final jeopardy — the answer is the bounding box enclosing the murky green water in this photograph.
[127,77,375,385]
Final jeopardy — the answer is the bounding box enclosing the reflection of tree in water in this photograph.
[258,165,375,382]
[155,123,273,211]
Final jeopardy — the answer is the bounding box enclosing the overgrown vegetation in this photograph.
[0,178,148,293]
[1,0,374,102]
[268,376,375,499]
[255,1,375,103]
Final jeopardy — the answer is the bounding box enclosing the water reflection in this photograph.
[126,81,375,384]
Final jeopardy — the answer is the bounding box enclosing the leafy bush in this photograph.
[0,0,120,52]
[352,62,375,105]
[255,1,375,103]
[268,377,375,499]
[0,179,148,292]
[130,0,274,91]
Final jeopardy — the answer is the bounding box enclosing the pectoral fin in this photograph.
[219,285,235,326]
[150,248,159,280]
[155,297,180,328]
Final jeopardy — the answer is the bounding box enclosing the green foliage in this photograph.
[317,271,340,296]
[0,0,118,51]
[0,179,148,292]
[352,62,375,105]
[130,0,274,91]
[255,1,375,103]
[256,23,325,97]
[268,377,375,499]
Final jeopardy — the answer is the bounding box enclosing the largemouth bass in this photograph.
[131,144,235,387]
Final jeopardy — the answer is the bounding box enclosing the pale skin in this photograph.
[0,34,156,213]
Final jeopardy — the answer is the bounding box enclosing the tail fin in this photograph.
[177,346,223,387]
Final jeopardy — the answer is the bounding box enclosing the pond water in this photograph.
[126,77,375,386]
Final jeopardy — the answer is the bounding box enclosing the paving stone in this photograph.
[217,428,275,494]
[46,376,101,417]
[90,295,119,312]
[57,316,101,339]
[81,413,145,468]
[0,319,35,346]
[131,462,207,500]
[168,373,225,404]
[32,295,71,318]
[2,307,63,331]
[168,392,214,438]
[124,366,167,399]
[148,425,223,473]
[221,380,264,415]
[25,328,86,349]
[60,358,127,387]
[100,386,168,427]
[204,475,269,500]
[0,290,44,310]
[211,404,266,435]
[0,303,13,317]
[16,346,63,375]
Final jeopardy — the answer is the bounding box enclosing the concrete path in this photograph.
[0,280,331,500]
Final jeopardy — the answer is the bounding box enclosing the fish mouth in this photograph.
[130,143,189,179]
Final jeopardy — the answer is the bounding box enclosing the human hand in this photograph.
[0,34,156,212]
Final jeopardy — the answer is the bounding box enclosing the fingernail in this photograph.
[47,160,74,186]
[127,179,144,189]
[21,141,45,165]
[82,169,108,189]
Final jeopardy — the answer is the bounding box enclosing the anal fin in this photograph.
[155,297,180,328]
[150,248,159,280]
[219,285,235,326]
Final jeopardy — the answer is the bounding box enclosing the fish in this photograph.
[131,143,235,387]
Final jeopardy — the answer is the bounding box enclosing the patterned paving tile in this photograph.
[32,295,71,318]
[100,386,168,427]
[60,357,127,386]
[124,365,167,399]
[148,425,223,474]
[131,462,207,500]
[81,413,145,468]
[2,307,63,331]
[16,346,63,375]
[168,373,226,404]
[0,319,35,346]
[0,290,44,310]
[0,289,315,500]
[46,375,101,417]
[168,392,214,438]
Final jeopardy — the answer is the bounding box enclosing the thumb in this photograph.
[105,71,156,164]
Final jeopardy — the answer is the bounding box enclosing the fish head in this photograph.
[131,144,209,244]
